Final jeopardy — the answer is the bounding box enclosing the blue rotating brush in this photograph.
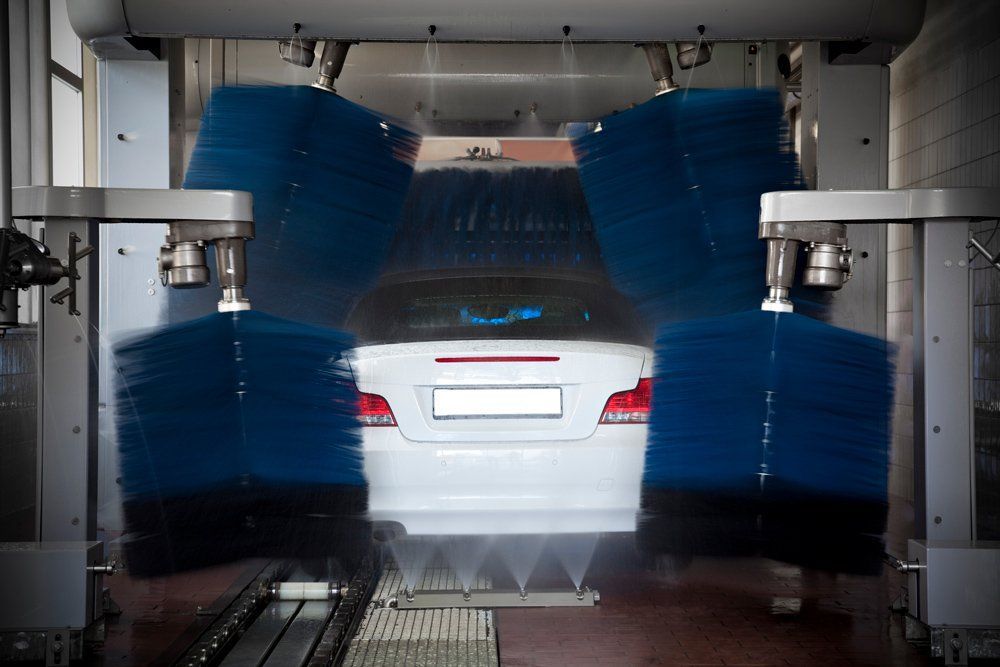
[115,311,367,576]
[571,88,802,325]
[640,310,895,574]
[176,86,421,327]
[383,163,604,275]
[572,89,893,574]
[116,86,420,575]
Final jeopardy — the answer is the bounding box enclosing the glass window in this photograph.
[49,0,82,78]
[51,77,83,186]
[348,272,648,345]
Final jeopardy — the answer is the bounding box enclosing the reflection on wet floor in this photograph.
[97,560,263,666]
[495,498,928,667]
[96,497,934,666]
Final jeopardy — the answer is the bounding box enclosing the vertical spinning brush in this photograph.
[641,310,894,574]
[383,163,604,275]
[572,89,894,574]
[177,86,421,327]
[571,88,802,325]
[115,311,368,576]
[116,86,421,575]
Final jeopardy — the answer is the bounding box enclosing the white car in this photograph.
[346,269,652,537]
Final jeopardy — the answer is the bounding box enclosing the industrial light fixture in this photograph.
[277,38,317,67]
[675,40,712,69]
[277,22,317,67]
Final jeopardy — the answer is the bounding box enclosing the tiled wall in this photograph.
[0,328,37,540]
[888,0,1000,534]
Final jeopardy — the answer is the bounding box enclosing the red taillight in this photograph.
[358,391,397,427]
[600,378,652,424]
[435,356,560,363]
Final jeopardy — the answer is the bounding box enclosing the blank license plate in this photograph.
[433,387,562,419]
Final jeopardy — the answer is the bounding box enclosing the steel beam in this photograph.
[39,219,99,542]
[1,2,12,230]
[388,588,599,609]
[28,0,51,188]
[913,221,974,541]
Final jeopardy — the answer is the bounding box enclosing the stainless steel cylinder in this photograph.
[214,238,250,311]
[802,242,851,289]
[214,237,247,289]
[271,582,342,601]
[640,43,678,95]
[8,254,67,285]
[761,238,799,312]
[764,238,799,289]
[160,241,210,288]
[313,41,353,93]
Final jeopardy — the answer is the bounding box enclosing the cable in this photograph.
[196,39,204,114]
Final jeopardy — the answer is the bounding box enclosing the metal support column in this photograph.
[167,39,186,189]
[0,2,12,230]
[913,221,974,541]
[7,1,31,191]
[800,42,889,337]
[28,0,52,188]
[15,185,254,542]
[40,221,100,542]
[97,56,171,533]
[29,0,53,543]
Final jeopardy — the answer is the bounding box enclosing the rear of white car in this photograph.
[346,270,652,536]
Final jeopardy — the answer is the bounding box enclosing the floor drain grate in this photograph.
[341,565,499,666]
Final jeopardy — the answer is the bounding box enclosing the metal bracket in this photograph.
[945,628,969,666]
[102,589,122,618]
[383,587,600,609]
[48,231,93,316]
[967,237,1000,272]
[45,630,66,667]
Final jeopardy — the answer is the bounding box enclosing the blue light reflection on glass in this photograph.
[461,305,544,326]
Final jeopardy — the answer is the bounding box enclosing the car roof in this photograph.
[374,267,613,288]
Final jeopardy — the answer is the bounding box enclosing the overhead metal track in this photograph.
[69,0,925,49]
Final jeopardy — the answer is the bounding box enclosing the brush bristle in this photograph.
[114,311,368,576]
[639,310,895,574]
[384,163,604,275]
[571,89,802,325]
[177,86,421,326]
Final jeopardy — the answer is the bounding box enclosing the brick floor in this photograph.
[95,560,265,666]
[496,555,925,667]
[91,496,940,666]
[495,496,928,667]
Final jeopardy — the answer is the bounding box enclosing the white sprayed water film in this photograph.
[552,533,600,588]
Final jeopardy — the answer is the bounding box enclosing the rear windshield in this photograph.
[347,275,648,346]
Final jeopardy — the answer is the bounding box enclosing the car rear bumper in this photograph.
[362,425,646,535]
